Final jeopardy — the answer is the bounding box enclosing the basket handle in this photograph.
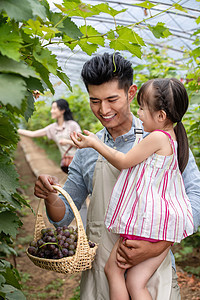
[52,185,85,230]
[52,185,90,253]
[34,198,46,241]
[33,185,90,254]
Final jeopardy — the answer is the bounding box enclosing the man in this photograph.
[34,52,200,299]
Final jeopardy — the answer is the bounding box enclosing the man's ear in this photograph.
[128,84,137,103]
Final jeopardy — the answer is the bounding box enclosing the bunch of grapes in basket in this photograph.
[28,225,95,259]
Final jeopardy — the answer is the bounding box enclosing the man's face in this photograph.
[88,80,137,139]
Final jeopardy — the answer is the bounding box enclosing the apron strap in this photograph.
[133,116,143,144]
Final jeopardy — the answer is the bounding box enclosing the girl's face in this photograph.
[137,103,159,132]
[51,102,64,119]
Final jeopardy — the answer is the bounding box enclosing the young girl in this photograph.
[71,78,194,300]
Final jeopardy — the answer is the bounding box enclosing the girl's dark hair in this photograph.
[137,78,189,173]
[52,99,74,121]
[81,52,133,94]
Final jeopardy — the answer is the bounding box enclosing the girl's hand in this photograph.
[70,130,99,149]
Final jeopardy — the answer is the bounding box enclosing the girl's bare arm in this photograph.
[71,130,166,170]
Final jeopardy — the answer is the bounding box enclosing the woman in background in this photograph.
[18,98,81,173]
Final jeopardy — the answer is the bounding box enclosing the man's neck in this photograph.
[107,114,133,141]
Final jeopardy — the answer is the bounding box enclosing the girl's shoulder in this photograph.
[149,130,175,156]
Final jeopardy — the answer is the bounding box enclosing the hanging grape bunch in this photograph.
[28,225,96,259]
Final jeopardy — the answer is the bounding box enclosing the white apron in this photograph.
[80,117,177,300]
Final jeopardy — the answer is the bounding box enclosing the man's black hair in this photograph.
[81,52,133,93]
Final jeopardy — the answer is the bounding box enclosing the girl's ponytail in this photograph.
[174,121,189,173]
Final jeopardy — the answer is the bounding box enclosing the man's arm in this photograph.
[34,175,66,222]
[34,149,89,227]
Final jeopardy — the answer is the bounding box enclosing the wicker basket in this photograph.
[26,185,98,274]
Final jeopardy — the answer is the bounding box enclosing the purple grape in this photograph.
[89,242,95,248]
[58,240,64,247]
[62,248,69,257]
[69,234,76,241]
[69,244,75,250]
[57,234,62,240]
[57,250,63,259]
[63,242,69,249]
[37,239,45,247]
[68,250,74,256]
[68,226,74,234]
[28,246,37,255]
[63,230,70,238]
[29,241,37,247]
[51,237,56,243]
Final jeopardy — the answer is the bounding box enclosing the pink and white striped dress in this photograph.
[104,131,194,243]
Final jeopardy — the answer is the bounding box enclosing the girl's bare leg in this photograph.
[104,239,130,300]
[126,246,171,300]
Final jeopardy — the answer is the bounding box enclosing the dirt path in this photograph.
[15,137,200,299]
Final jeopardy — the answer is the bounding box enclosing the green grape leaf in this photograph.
[78,40,98,55]
[0,284,26,300]
[32,61,54,94]
[0,154,19,194]
[80,25,104,46]
[0,211,22,238]
[110,39,142,58]
[134,1,156,9]
[23,20,59,39]
[0,0,33,21]
[0,190,21,210]
[54,3,68,13]
[23,19,44,36]
[57,70,72,92]
[22,92,35,121]
[0,24,22,61]
[27,0,46,21]
[63,35,79,50]
[0,263,21,289]
[24,77,44,92]
[116,26,145,46]
[196,16,200,25]
[148,22,171,39]
[61,1,96,18]
[94,3,127,17]
[192,47,200,58]
[0,274,6,285]
[33,45,58,75]
[0,243,17,257]
[58,17,83,39]
[173,3,188,13]
[13,192,32,210]
[107,30,115,40]
[0,56,37,78]
[0,0,46,21]
[108,27,144,58]
[0,115,18,146]
[0,74,27,109]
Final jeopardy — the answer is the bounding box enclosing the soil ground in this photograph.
[13,138,200,300]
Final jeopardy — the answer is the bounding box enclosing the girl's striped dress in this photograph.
[104,131,194,243]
